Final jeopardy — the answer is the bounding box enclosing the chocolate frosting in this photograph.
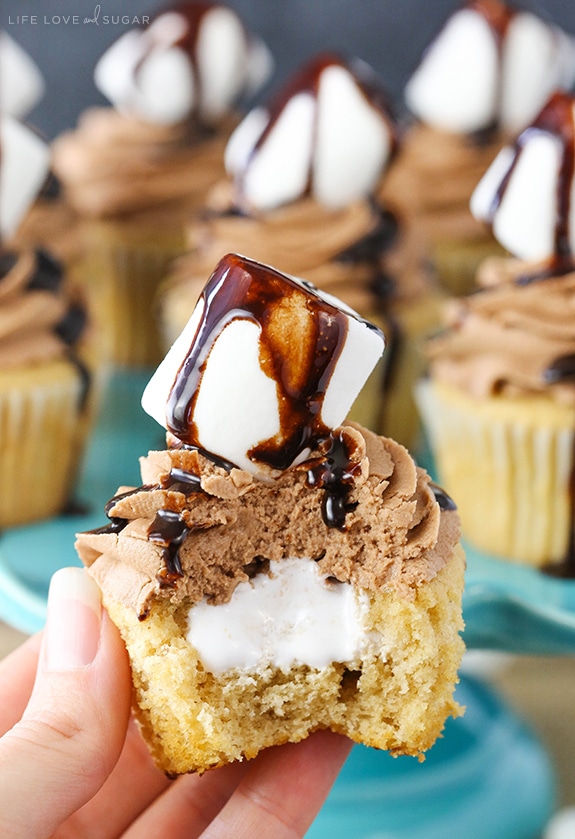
[0,249,87,369]
[381,124,501,243]
[51,108,234,218]
[426,256,575,405]
[76,424,461,618]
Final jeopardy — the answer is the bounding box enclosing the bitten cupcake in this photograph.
[382,0,575,295]
[0,116,98,527]
[52,1,272,367]
[76,253,465,776]
[417,92,575,572]
[159,53,440,448]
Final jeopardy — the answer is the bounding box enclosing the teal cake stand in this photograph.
[0,370,563,838]
[309,675,554,839]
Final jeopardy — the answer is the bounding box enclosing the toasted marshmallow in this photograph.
[0,31,45,119]
[225,53,397,211]
[0,116,51,240]
[471,92,575,261]
[187,557,376,674]
[142,253,385,477]
[406,1,575,135]
[94,3,273,125]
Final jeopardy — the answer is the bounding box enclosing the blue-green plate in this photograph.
[462,543,575,653]
[310,674,555,839]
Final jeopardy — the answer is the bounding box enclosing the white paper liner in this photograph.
[416,378,575,566]
[0,372,84,526]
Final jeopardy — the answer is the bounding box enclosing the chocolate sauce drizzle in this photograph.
[165,253,382,473]
[134,2,211,124]
[86,468,207,583]
[238,52,398,206]
[468,0,515,77]
[467,0,514,47]
[164,1,212,119]
[137,2,248,127]
[306,430,363,530]
[160,466,204,494]
[543,354,575,385]
[429,483,457,512]
[337,205,399,275]
[468,0,515,142]
[417,0,515,141]
[26,249,64,293]
[148,510,190,585]
[0,252,18,276]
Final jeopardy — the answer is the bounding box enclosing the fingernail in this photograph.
[44,567,102,672]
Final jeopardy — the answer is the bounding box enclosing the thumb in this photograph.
[0,567,132,839]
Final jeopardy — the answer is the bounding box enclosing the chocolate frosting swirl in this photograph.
[426,256,575,405]
[51,108,234,218]
[381,124,502,243]
[76,424,460,619]
[0,249,87,369]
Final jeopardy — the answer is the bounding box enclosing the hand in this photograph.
[0,567,352,839]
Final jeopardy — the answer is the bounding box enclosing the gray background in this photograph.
[2,0,575,140]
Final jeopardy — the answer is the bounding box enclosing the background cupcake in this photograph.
[417,92,575,572]
[159,52,440,448]
[382,0,575,296]
[52,1,272,367]
[0,115,99,527]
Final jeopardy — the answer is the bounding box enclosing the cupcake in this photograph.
[76,253,465,776]
[52,1,272,367]
[0,116,99,527]
[159,53,440,448]
[417,92,575,572]
[382,0,575,295]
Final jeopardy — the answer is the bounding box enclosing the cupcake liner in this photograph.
[80,219,188,368]
[416,378,575,567]
[0,362,90,527]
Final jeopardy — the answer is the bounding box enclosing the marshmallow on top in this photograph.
[224,53,399,212]
[94,1,273,126]
[405,0,575,136]
[0,32,49,240]
[142,253,385,478]
[0,116,50,240]
[471,91,575,263]
[0,31,45,120]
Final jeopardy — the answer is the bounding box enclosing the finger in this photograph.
[0,567,132,839]
[121,760,249,839]
[0,632,42,735]
[202,730,352,839]
[60,718,172,839]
